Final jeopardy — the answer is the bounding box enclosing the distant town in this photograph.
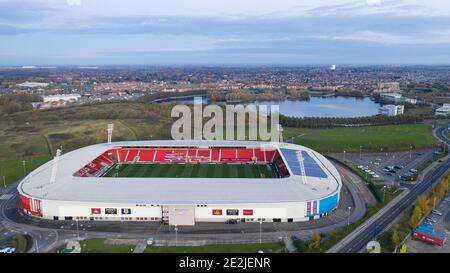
[0,66,449,117]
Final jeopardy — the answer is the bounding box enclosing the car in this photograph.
[432,210,443,216]
[410,169,418,173]
[146,237,154,245]
[389,170,396,174]
[373,174,380,178]
[226,219,238,224]
[394,165,403,170]
[0,247,15,253]
[357,165,364,169]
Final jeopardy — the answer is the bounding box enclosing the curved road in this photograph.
[338,126,450,253]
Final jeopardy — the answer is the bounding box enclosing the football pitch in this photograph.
[103,163,278,179]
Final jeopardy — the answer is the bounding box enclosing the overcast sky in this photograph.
[1,0,450,65]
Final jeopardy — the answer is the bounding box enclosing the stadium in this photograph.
[18,140,342,226]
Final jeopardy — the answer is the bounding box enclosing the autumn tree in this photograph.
[416,195,430,215]
[391,230,400,246]
[408,206,422,228]
[309,231,321,249]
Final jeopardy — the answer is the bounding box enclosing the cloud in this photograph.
[366,0,383,7]
[315,29,450,45]
[66,0,81,6]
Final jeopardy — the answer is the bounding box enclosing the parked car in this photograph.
[432,210,443,216]
[410,169,418,173]
[0,247,15,253]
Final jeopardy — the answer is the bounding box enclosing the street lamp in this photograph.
[409,145,412,159]
[22,160,27,176]
[174,225,178,247]
[383,185,387,203]
[347,206,352,226]
[2,176,5,188]
[259,221,262,244]
[359,146,362,160]
[343,150,346,161]
[75,219,80,241]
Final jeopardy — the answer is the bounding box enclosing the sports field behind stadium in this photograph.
[103,163,278,179]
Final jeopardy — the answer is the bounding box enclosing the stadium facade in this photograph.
[18,140,341,225]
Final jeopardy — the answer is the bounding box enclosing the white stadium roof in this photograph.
[19,140,341,204]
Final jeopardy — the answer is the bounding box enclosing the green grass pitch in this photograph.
[103,163,278,179]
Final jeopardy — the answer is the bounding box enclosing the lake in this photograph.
[253,96,380,118]
[162,96,381,118]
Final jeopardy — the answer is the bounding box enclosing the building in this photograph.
[374,82,400,94]
[18,140,341,226]
[380,93,403,103]
[380,93,417,105]
[16,81,49,88]
[435,104,450,116]
[43,94,81,103]
[379,104,404,116]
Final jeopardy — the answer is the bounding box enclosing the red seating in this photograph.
[211,148,220,161]
[254,149,266,162]
[74,146,289,177]
[237,148,254,161]
[139,149,156,162]
[221,148,236,160]
[265,150,277,162]
[126,149,139,162]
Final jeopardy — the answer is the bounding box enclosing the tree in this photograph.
[408,206,422,228]
[309,231,321,249]
[391,230,400,246]
[416,195,430,215]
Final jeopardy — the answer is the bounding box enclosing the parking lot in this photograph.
[332,148,442,185]
[406,193,450,253]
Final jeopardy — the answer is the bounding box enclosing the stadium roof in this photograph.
[19,140,341,204]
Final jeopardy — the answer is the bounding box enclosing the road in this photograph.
[337,126,450,253]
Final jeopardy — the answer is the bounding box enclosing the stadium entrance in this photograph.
[166,206,195,226]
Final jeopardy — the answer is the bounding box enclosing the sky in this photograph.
[1,0,450,65]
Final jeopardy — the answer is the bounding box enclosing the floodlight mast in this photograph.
[107,124,114,144]
[277,124,283,143]
[297,151,307,185]
[50,149,62,184]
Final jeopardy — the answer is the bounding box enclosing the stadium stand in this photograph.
[74,146,294,177]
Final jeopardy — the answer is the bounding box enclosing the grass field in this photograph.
[103,163,278,178]
[77,239,135,253]
[144,242,285,253]
[283,124,438,153]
